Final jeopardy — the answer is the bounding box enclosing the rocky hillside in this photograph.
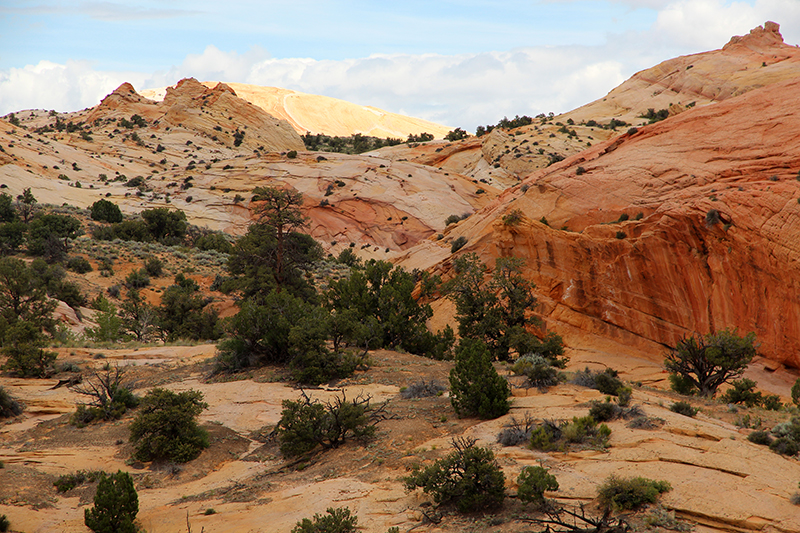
[401,72,800,369]
[142,82,452,139]
[382,22,800,187]
[0,78,495,257]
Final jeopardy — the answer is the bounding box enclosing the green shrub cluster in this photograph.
[530,416,611,451]
[292,507,358,533]
[404,437,505,513]
[669,401,698,417]
[54,470,105,492]
[597,475,671,511]
[302,132,402,154]
[512,353,561,389]
[277,392,381,457]
[129,388,209,463]
[0,386,24,418]
[517,466,558,506]
[720,378,782,410]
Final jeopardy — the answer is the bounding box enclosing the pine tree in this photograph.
[84,471,138,533]
[449,339,510,419]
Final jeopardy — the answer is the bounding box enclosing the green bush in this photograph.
[450,236,468,253]
[720,378,763,408]
[292,507,357,533]
[517,466,558,506]
[770,437,799,456]
[595,369,624,395]
[195,233,233,254]
[84,471,138,533]
[668,373,697,396]
[670,401,698,417]
[144,257,164,277]
[449,339,510,419]
[70,368,139,426]
[404,437,505,513]
[124,268,150,289]
[747,430,772,446]
[512,354,560,389]
[0,515,8,532]
[90,199,123,223]
[792,378,800,406]
[67,256,93,273]
[0,386,23,418]
[597,475,671,511]
[129,388,209,463]
[530,417,611,451]
[277,392,380,457]
[589,399,622,422]
[54,470,105,492]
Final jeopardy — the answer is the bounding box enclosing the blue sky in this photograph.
[1,0,798,130]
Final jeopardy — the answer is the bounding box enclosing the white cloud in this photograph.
[0,60,147,114]
[2,0,798,130]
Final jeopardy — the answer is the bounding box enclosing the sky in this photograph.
[1,0,798,131]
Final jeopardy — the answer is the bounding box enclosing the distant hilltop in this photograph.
[141,82,452,139]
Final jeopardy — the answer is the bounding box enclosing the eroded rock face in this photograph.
[407,75,800,368]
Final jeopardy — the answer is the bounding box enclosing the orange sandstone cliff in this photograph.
[403,73,800,369]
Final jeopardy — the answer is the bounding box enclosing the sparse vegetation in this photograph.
[404,437,506,513]
[0,386,24,418]
[670,401,698,417]
[292,507,357,533]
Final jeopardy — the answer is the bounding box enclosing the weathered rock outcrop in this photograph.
[142,82,452,139]
[404,74,800,368]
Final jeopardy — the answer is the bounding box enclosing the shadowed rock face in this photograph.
[407,74,800,369]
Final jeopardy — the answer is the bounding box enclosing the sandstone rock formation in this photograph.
[402,73,800,369]
[142,82,452,139]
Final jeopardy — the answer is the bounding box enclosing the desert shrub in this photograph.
[277,391,383,457]
[626,416,665,430]
[90,199,123,223]
[769,437,799,456]
[195,233,233,254]
[144,257,164,277]
[497,414,535,446]
[597,475,671,511]
[84,470,138,533]
[158,274,221,341]
[288,348,362,386]
[720,378,763,408]
[400,379,446,399]
[0,386,24,418]
[449,339,510,419]
[668,373,697,395]
[530,420,563,451]
[70,368,139,426]
[2,321,57,378]
[404,437,505,513]
[517,466,558,506]
[747,430,772,446]
[512,354,560,389]
[502,209,523,226]
[0,515,8,532]
[54,470,105,492]
[287,150,298,159]
[595,369,624,395]
[450,236,468,253]
[124,268,150,289]
[67,256,93,273]
[670,401,698,417]
[762,394,782,411]
[665,329,756,397]
[291,507,357,533]
[589,399,622,422]
[705,209,721,226]
[792,378,800,406]
[129,388,209,463]
[563,415,611,445]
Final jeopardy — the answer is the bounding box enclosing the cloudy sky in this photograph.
[1,0,798,131]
